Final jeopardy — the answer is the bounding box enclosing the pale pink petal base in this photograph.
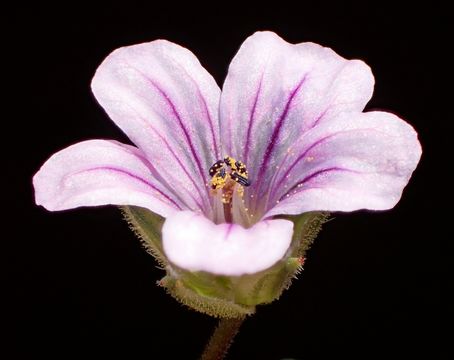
[33,140,182,217]
[162,211,294,276]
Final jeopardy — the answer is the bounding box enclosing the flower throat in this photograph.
[209,156,252,225]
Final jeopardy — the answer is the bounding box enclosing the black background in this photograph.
[7,3,450,359]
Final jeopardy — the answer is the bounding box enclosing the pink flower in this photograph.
[33,32,421,277]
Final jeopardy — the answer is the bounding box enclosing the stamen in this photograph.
[209,155,250,203]
[208,155,251,225]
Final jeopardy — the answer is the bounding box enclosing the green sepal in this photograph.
[121,206,328,318]
[120,205,167,267]
[285,211,329,258]
[159,275,255,319]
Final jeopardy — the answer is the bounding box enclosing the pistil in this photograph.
[209,156,252,226]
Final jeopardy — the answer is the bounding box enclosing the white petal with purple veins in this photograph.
[162,210,294,276]
[91,40,221,214]
[220,31,374,208]
[264,111,422,217]
[33,140,182,216]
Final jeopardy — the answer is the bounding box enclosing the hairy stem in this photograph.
[201,317,245,360]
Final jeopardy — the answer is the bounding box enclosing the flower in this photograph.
[33,32,421,314]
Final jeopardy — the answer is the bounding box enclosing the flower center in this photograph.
[209,156,252,226]
[209,156,250,202]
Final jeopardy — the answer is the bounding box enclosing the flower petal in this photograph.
[33,140,183,217]
[91,40,221,214]
[162,211,294,276]
[263,111,421,217]
[220,31,374,204]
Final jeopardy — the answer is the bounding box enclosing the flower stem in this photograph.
[201,317,245,360]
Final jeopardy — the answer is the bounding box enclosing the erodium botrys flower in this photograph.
[33,32,421,317]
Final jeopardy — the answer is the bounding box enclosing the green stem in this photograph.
[201,317,245,360]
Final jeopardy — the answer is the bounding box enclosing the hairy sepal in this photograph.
[121,205,328,318]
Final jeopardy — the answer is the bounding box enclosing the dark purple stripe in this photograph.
[124,104,208,211]
[310,108,328,129]
[243,73,264,163]
[171,58,220,158]
[80,166,182,209]
[223,223,234,241]
[277,167,352,202]
[125,65,209,189]
[148,80,208,187]
[192,79,219,158]
[254,75,307,195]
[270,132,339,199]
[149,134,206,210]
[269,127,379,201]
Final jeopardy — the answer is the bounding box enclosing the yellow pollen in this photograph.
[208,155,250,204]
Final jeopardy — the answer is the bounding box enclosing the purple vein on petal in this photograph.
[253,75,307,197]
[123,103,208,211]
[277,167,355,203]
[264,109,331,207]
[268,132,340,201]
[223,223,234,242]
[243,72,264,164]
[198,85,219,158]
[139,123,206,210]
[268,127,393,204]
[146,79,208,187]
[125,65,209,191]
[174,62,220,159]
[75,166,183,210]
[309,108,329,130]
